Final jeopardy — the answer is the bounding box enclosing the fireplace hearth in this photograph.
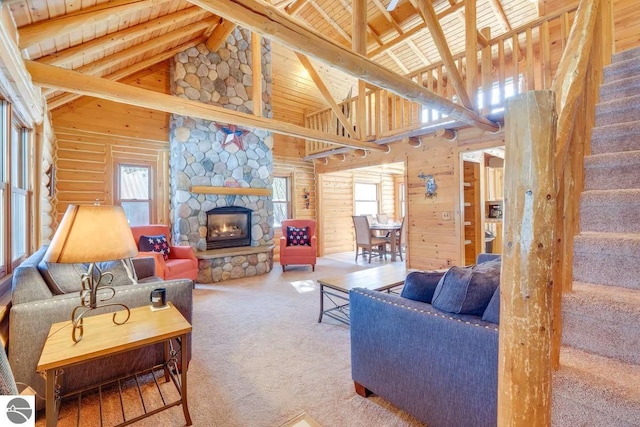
[206,206,252,250]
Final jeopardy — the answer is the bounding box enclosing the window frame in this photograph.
[9,114,31,269]
[353,181,380,216]
[272,175,292,228]
[114,162,155,226]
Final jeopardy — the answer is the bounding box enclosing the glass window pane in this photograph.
[0,187,4,271]
[355,201,378,216]
[355,183,377,201]
[273,201,288,227]
[122,201,150,226]
[120,166,149,200]
[11,192,26,260]
[273,177,287,201]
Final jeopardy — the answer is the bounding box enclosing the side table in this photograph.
[37,302,192,427]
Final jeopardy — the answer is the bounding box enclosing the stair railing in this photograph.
[304,5,580,157]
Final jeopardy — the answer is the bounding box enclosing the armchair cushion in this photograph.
[286,226,311,246]
[482,285,501,324]
[432,258,501,316]
[138,234,171,261]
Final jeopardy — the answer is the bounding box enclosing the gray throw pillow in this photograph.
[482,285,501,324]
[431,258,501,316]
[38,259,137,295]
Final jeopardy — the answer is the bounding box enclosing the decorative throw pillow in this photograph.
[286,226,311,246]
[38,259,137,295]
[482,285,501,324]
[139,235,171,261]
[431,258,501,316]
[401,271,446,304]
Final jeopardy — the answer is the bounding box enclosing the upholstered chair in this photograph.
[130,224,198,281]
[279,219,317,272]
[353,215,387,263]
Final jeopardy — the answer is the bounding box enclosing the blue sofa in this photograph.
[350,254,500,427]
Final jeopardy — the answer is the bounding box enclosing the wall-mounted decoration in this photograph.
[45,165,56,198]
[303,188,310,209]
[418,172,438,198]
[221,125,248,150]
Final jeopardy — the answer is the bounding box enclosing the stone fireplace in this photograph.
[169,27,274,283]
[206,206,252,250]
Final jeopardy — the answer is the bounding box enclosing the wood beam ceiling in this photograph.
[28,61,388,151]
[37,6,208,67]
[18,0,172,50]
[46,36,209,110]
[187,0,498,132]
[205,19,237,51]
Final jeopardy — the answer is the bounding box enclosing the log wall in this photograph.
[316,128,504,270]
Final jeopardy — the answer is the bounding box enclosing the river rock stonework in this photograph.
[169,28,274,283]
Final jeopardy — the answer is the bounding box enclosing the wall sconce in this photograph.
[418,172,438,198]
[303,188,310,209]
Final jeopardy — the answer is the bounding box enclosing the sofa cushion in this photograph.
[432,258,501,316]
[482,285,501,324]
[286,226,311,246]
[401,271,446,303]
[38,259,138,295]
[138,235,171,261]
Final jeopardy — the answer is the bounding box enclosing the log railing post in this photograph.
[498,90,557,426]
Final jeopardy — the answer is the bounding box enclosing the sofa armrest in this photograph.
[279,235,287,252]
[132,256,157,280]
[9,279,193,409]
[349,288,498,427]
[400,270,446,303]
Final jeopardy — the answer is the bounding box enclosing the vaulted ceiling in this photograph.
[7,0,539,135]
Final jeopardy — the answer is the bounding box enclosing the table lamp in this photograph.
[43,204,139,343]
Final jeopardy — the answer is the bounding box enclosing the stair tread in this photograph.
[585,150,640,166]
[565,282,640,321]
[582,188,640,200]
[597,93,640,110]
[592,120,640,137]
[556,347,640,398]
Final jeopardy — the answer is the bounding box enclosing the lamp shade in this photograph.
[44,204,138,263]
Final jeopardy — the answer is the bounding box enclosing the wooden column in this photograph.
[465,0,478,110]
[252,32,263,117]
[353,0,367,141]
[498,91,557,426]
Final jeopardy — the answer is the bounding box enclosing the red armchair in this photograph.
[279,219,317,272]
[130,224,198,281]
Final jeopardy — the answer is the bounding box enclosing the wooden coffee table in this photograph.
[317,264,407,325]
[37,303,192,427]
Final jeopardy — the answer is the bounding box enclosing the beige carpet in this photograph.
[37,254,423,426]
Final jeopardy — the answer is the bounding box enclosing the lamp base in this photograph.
[71,263,131,343]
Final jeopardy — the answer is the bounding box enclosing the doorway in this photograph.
[460,148,504,264]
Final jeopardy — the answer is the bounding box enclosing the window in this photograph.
[0,102,6,277]
[10,120,29,264]
[272,176,291,227]
[117,164,152,226]
[354,182,379,216]
[397,182,406,218]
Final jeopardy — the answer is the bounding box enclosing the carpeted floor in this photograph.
[38,253,423,427]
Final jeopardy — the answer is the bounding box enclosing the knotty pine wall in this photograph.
[317,169,399,256]
[51,62,171,225]
[316,128,504,271]
[272,155,316,261]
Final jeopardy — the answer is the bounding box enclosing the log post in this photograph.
[498,91,557,426]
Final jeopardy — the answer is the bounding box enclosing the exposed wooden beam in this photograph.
[284,0,309,15]
[370,0,404,35]
[0,4,43,124]
[387,50,410,74]
[42,17,217,97]
[465,0,478,110]
[296,53,359,139]
[309,1,352,45]
[27,61,388,151]
[18,0,171,50]
[406,39,431,66]
[334,0,384,47]
[38,7,208,67]
[353,0,367,140]
[187,0,497,131]
[252,32,263,117]
[206,19,237,52]
[488,0,512,32]
[47,37,209,110]
[413,0,473,109]
[367,0,465,59]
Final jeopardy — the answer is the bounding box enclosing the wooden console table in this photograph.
[37,303,192,427]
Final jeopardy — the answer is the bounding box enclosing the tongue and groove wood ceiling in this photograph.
[8,0,538,129]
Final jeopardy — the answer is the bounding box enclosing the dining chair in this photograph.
[377,213,389,224]
[385,216,406,261]
[352,215,387,263]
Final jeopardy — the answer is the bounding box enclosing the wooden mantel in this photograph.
[190,186,272,197]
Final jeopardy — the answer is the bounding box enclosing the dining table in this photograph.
[369,222,402,261]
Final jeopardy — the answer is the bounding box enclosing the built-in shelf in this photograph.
[190,186,272,196]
